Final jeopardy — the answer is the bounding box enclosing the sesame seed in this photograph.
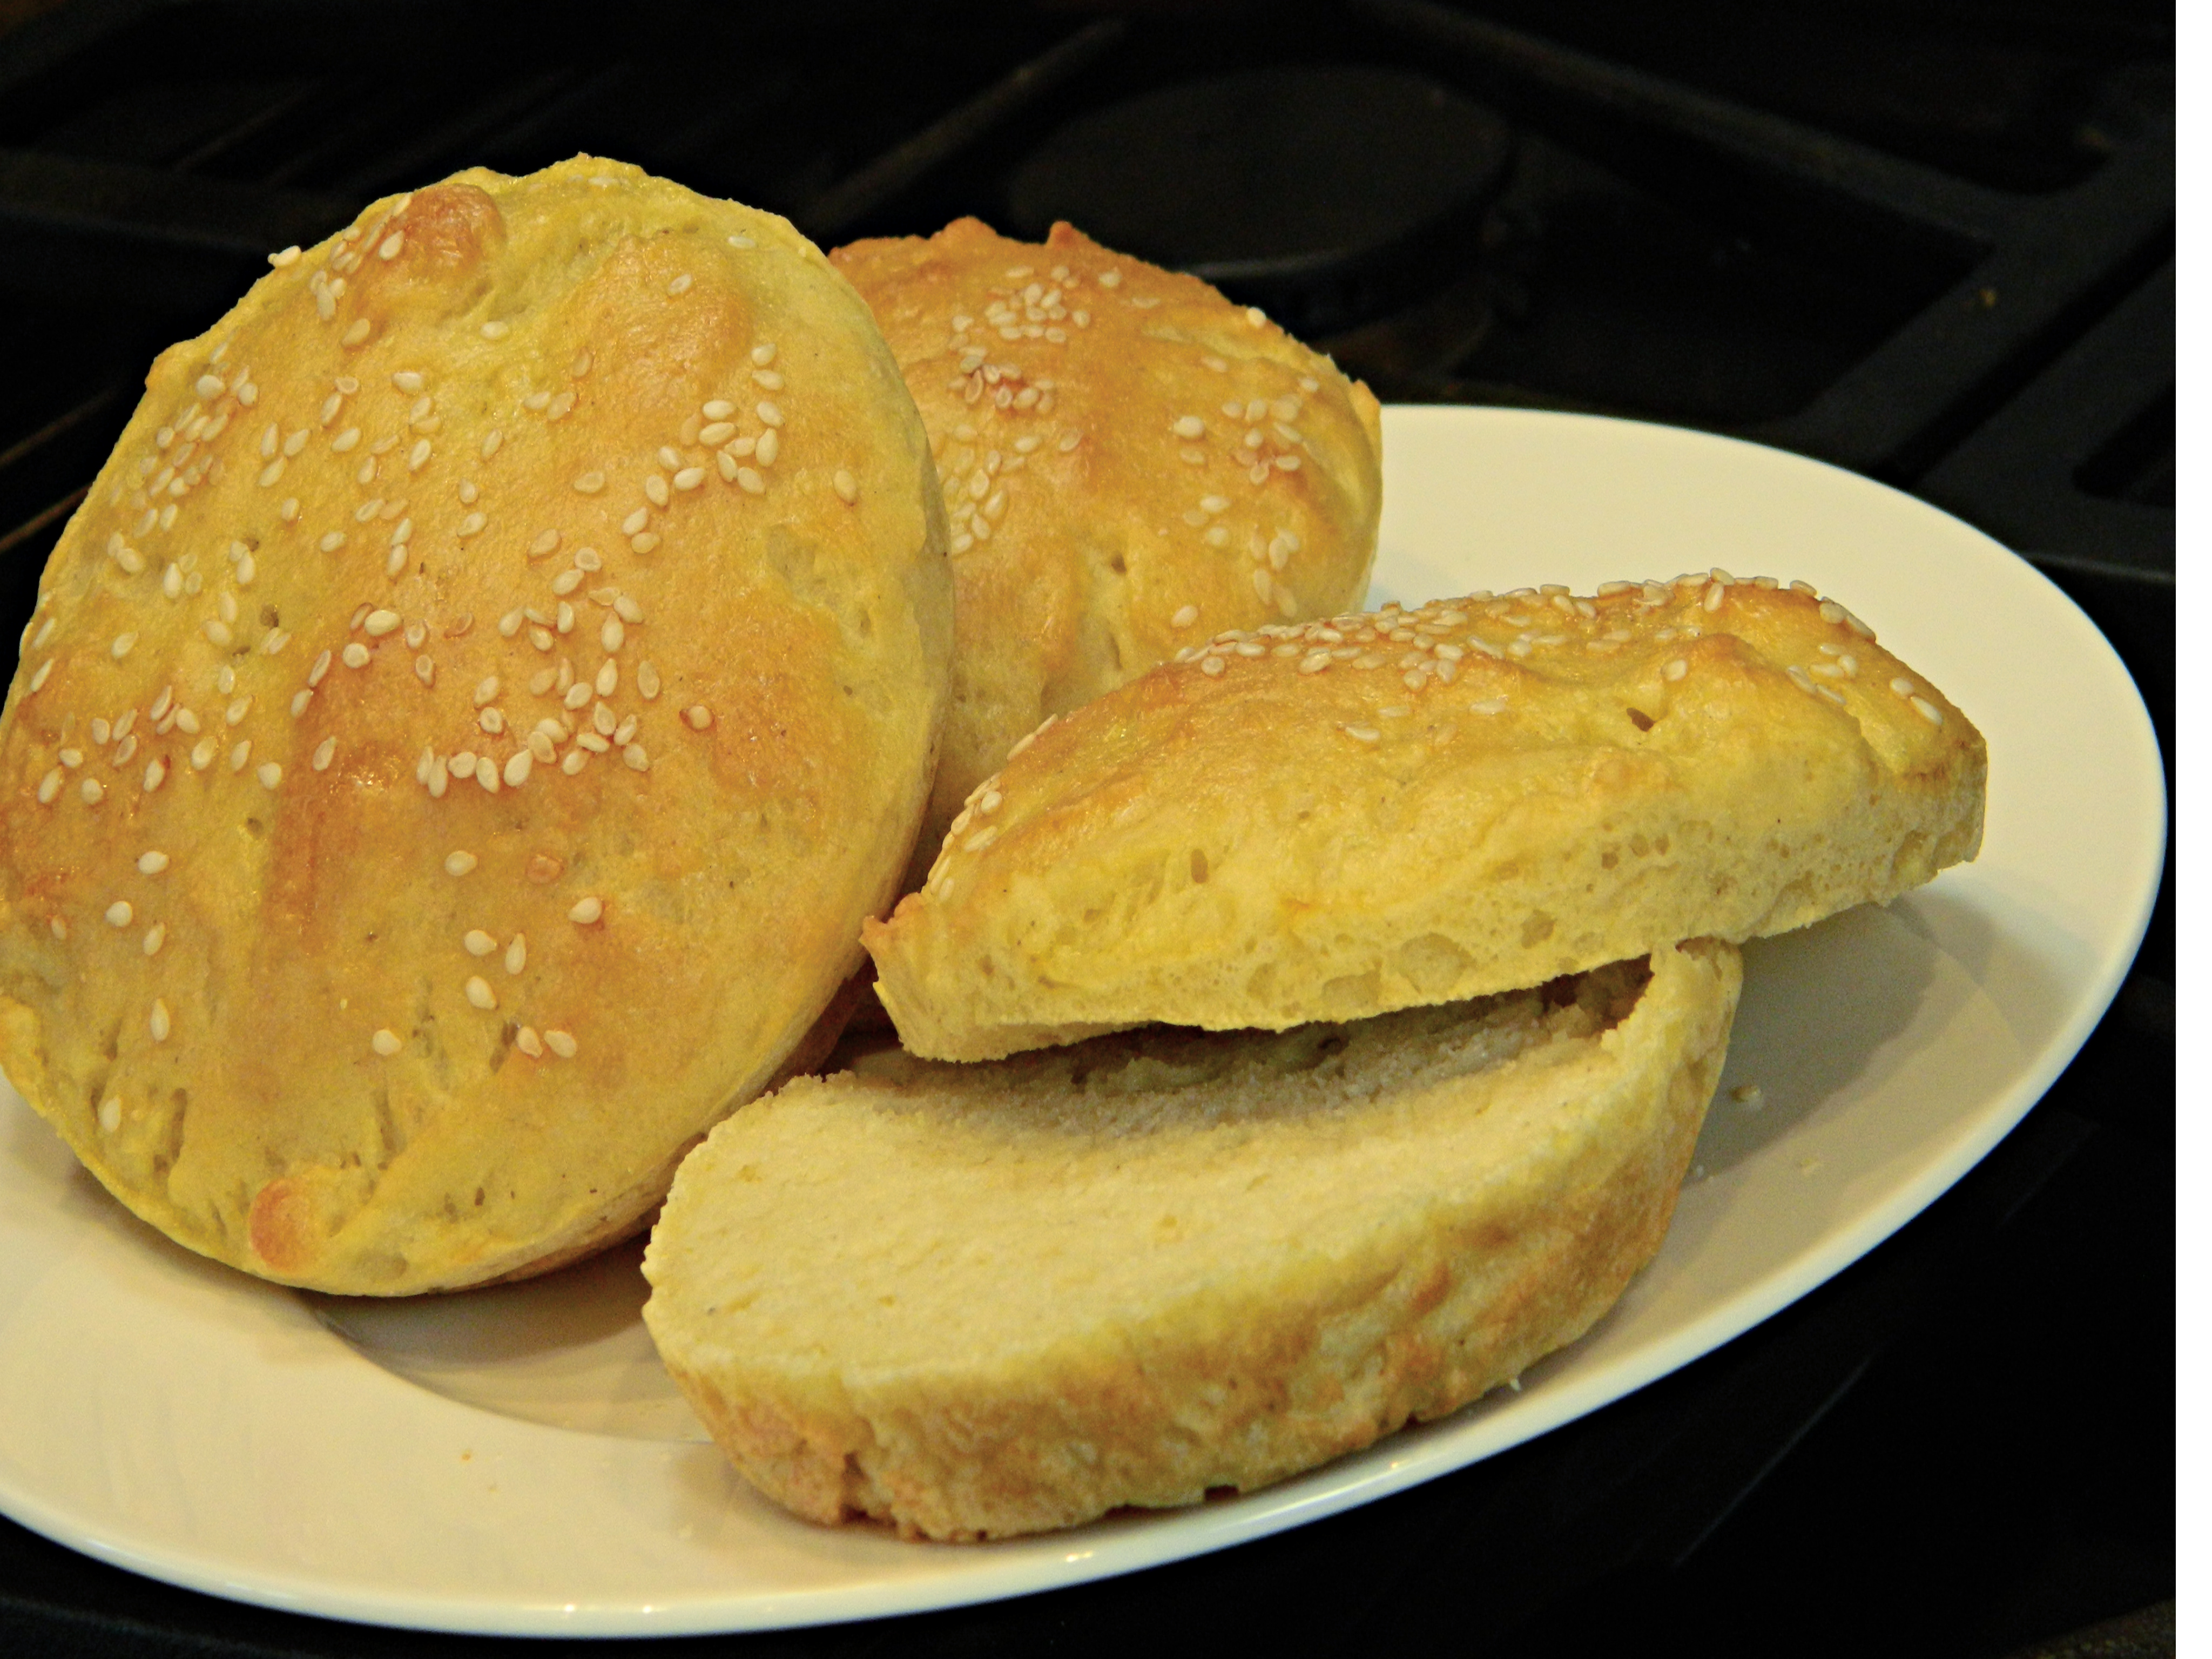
[573,471,605,494]
[342,319,371,346]
[482,430,502,458]
[544,1029,577,1058]
[393,370,424,394]
[1911,696,1944,726]
[445,851,477,876]
[514,1027,544,1059]
[137,850,168,875]
[501,750,531,786]
[149,999,171,1042]
[673,467,705,491]
[684,704,711,730]
[1341,724,1380,743]
[257,761,282,788]
[832,469,858,504]
[756,400,783,428]
[371,1029,403,1057]
[529,529,560,558]
[142,923,165,956]
[270,245,301,267]
[1172,416,1204,439]
[481,320,510,340]
[667,274,693,296]
[364,609,400,637]
[1663,658,1688,682]
[105,900,132,928]
[465,976,497,1011]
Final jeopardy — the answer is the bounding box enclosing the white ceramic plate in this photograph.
[0,407,2164,1636]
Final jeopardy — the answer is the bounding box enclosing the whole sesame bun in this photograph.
[0,156,953,1294]
[643,939,1741,1541]
[830,219,1382,881]
[866,576,1982,1061]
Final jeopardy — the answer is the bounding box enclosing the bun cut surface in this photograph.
[643,938,1741,1541]
[0,157,953,1293]
[831,219,1382,873]
[869,575,1982,1060]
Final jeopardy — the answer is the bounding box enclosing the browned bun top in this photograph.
[830,219,1382,875]
[866,573,1985,1061]
[0,156,953,1293]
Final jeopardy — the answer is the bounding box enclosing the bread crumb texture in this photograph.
[868,576,1984,1060]
[0,156,953,1293]
[644,938,1742,1540]
[832,219,1382,879]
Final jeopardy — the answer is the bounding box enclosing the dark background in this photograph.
[0,3,2173,1655]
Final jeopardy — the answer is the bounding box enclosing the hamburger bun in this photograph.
[0,156,953,1294]
[643,938,1741,1540]
[867,574,1982,1060]
[831,219,1382,876]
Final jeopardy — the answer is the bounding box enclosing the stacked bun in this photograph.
[646,568,1984,1539]
[0,157,953,1294]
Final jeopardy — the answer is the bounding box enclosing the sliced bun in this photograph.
[0,157,953,1293]
[643,938,1742,1541]
[831,219,1382,879]
[867,576,1983,1060]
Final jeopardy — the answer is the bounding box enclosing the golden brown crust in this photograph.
[643,939,1741,1540]
[867,575,1983,1060]
[0,157,953,1293]
[831,219,1381,877]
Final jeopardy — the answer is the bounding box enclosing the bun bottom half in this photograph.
[643,937,1741,1540]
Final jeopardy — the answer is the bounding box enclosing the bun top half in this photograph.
[0,156,953,1293]
[832,219,1381,869]
[866,574,1984,1060]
